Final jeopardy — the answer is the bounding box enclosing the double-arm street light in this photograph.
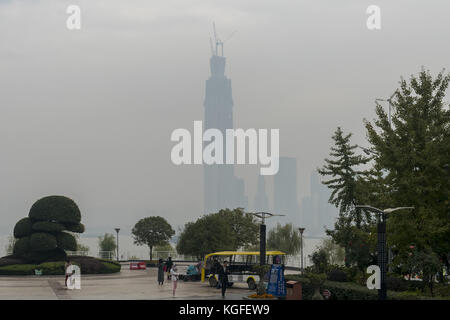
[375,91,397,128]
[250,212,285,266]
[356,205,414,300]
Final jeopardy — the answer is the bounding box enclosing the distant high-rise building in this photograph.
[253,175,269,213]
[203,42,247,214]
[273,157,300,228]
[301,171,337,236]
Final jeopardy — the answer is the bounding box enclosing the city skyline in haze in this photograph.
[1,0,449,238]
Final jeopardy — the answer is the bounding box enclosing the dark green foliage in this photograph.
[29,233,57,252]
[364,68,450,275]
[32,221,64,233]
[29,196,81,224]
[13,237,30,256]
[310,249,328,273]
[65,223,85,233]
[10,195,85,263]
[327,269,348,282]
[22,248,67,264]
[176,208,259,260]
[284,275,438,300]
[13,218,33,238]
[318,127,376,270]
[55,232,77,251]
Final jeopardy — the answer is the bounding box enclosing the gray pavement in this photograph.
[0,263,258,300]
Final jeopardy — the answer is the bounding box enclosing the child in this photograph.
[170,264,179,297]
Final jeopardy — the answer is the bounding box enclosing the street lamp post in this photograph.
[375,91,397,128]
[251,212,285,266]
[114,228,120,262]
[298,228,305,274]
[356,205,414,300]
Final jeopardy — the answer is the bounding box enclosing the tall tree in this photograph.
[267,223,301,255]
[132,216,175,261]
[318,127,374,268]
[365,68,450,271]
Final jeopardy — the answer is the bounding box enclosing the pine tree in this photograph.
[318,127,372,227]
[318,127,375,269]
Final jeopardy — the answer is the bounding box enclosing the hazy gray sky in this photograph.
[1,0,449,235]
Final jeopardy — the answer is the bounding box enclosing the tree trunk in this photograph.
[150,246,153,261]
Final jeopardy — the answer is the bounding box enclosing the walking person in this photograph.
[165,257,173,280]
[218,261,230,298]
[170,264,180,297]
[157,258,165,286]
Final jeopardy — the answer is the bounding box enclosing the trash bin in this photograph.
[286,281,302,300]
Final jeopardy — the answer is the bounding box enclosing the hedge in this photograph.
[13,218,33,238]
[29,196,81,224]
[32,221,64,233]
[55,232,77,251]
[0,259,121,275]
[284,275,439,300]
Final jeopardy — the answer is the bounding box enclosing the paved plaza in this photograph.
[0,263,263,300]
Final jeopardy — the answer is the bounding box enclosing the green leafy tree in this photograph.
[318,127,375,269]
[364,68,450,273]
[132,216,175,261]
[176,208,259,260]
[98,233,117,258]
[267,223,301,255]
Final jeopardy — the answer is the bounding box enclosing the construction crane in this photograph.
[211,22,236,57]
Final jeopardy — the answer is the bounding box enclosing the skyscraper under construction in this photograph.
[203,35,247,214]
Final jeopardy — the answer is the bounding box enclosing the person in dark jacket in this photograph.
[157,258,165,286]
[165,257,173,280]
[218,261,229,298]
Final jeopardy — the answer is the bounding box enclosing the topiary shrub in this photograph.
[55,232,77,251]
[9,195,85,264]
[29,196,81,224]
[13,218,33,238]
[32,221,64,233]
[30,233,58,251]
[64,223,85,233]
[13,237,31,256]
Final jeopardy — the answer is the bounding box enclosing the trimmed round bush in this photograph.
[55,232,77,251]
[65,223,85,233]
[13,237,31,256]
[32,221,64,233]
[13,217,33,238]
[29,196,81,224]
[30,233,57,252]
